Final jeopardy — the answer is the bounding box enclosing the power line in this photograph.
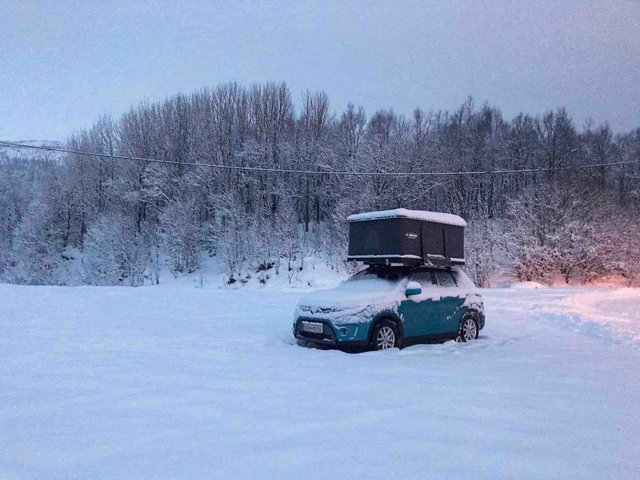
[1,140,639,177]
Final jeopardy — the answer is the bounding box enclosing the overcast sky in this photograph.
[1,0,639,140]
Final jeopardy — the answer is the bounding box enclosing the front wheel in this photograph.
[371,320,399,351]
[457,315,479,342]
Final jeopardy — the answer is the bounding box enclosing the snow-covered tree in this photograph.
[1,82,639,286]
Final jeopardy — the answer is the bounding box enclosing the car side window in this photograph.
[410,271,436,288]
[434,270,457,287]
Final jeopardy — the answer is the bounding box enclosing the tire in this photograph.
[371,320,400,351]
[457,314,479,342]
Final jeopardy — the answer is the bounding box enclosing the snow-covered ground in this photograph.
[560,288,640,342]
[1,284,639,479]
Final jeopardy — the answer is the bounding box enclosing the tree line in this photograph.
[1,82,639,287]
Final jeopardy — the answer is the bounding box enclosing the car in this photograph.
[293,265,484,351]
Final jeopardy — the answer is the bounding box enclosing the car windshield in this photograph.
[342,268,407,293]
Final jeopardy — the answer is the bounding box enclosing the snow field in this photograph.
[1,284,639,479]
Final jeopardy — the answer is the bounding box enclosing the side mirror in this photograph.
[405,281,422,296]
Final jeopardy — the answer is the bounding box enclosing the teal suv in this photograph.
[294,266,484,351]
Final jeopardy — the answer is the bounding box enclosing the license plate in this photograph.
[301,321,323,334]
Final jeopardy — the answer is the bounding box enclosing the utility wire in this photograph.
[1,140,639,177]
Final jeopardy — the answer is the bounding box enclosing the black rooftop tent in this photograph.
[347,209,466,267]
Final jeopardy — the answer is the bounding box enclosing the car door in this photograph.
[431,269,466,334]
[398,270,444,338]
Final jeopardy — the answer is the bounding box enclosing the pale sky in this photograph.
[1,0,639,140]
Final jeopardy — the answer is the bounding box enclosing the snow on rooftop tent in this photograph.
[347,208,466,267]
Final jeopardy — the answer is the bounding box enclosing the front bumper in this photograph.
[293,318,369,348]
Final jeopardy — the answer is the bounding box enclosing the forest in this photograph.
[1,82,639,287]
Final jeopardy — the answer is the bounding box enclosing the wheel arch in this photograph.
[462,307,484,330]
[367,311,404,346]
[457,308,481,342]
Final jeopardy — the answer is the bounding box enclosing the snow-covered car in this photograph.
[294,266,484,351]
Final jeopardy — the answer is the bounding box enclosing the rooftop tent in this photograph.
[347,208,466,266]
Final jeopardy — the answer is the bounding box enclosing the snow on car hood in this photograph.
[295,278,405,325]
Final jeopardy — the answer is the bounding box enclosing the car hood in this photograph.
[295,280,405,325]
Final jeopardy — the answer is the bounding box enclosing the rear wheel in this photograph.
[457,314,479,342]
[371,320,399,350]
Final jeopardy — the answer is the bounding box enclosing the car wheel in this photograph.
[372,320,399,351]
[457,314,479,342]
